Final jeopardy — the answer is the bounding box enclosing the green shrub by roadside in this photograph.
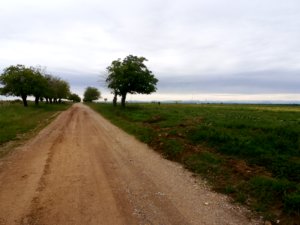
[284,192,300,215]
[184,152,223,175]
[160,139,184,158]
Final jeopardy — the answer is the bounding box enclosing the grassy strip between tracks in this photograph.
[88,102,300,224]
[0,100,71,157]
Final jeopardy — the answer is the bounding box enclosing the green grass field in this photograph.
[88,103,300,223]
[0,101,70,155]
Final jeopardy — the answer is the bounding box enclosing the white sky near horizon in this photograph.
[0,0,300,102]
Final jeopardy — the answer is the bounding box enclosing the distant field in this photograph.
[0,101,70,155]
[88,103,300,223]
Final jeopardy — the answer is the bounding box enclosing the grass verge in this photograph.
[87,102,300,224]
[0,101,71,157]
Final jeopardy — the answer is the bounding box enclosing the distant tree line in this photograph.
[0,64,80,107]
[1,55,158,108]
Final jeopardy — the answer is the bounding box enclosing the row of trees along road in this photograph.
[0,64,72,107]
[106,55,158,107]
[68,93,81,103]
[1,55,157,107]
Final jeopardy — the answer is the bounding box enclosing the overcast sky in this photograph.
[1,0,300,102]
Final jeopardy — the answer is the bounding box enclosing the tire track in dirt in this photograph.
[0,107,75,225]
[21,107,77,225]
[85,118,189,225]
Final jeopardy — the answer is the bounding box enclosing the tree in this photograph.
[83,87,101,102]
[31,67,48,105]
[106,55,158,107]
[69,93,81,102]
[56,79,70,103]
[43,75,56,103]
[0,65,71,106]
[43,75,70,104]
[0,65,36,107]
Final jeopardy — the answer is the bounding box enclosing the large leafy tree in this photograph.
[106,55,158,107]
[0,65,39,107]
[83,87,101,102]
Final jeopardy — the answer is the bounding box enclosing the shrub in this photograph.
[284,193,300,215]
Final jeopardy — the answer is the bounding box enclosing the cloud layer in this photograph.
[0,0,299,101]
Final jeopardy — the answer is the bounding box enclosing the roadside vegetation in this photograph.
[0,64,80,106]
[88,103,300,224]
[0,64,79,156]
[0,101,71,157]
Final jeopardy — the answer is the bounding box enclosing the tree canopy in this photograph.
[83,87,101,102]
[30,67,48,105]
[69,93,81,102]
[0,64,71,106]
[106,55,158,107]
[0,65,40,106]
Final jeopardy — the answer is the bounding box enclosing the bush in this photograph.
[184,152,222,176]
[160,139,183,158]
[83,87,100,102]
[284,193,300,215]
[250,176,294,197]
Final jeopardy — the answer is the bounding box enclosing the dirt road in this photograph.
[0,104,260,225]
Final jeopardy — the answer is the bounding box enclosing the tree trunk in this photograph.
[121,93,127,107]
[35,96,39,105]
[113,93,117,106]
[21,94,28,107]
[49,98,53,104]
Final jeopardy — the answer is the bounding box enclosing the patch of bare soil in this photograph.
[0,104,261,225]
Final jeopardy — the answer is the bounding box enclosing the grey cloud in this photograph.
[0,0,300,100]
[157,70,300,94]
